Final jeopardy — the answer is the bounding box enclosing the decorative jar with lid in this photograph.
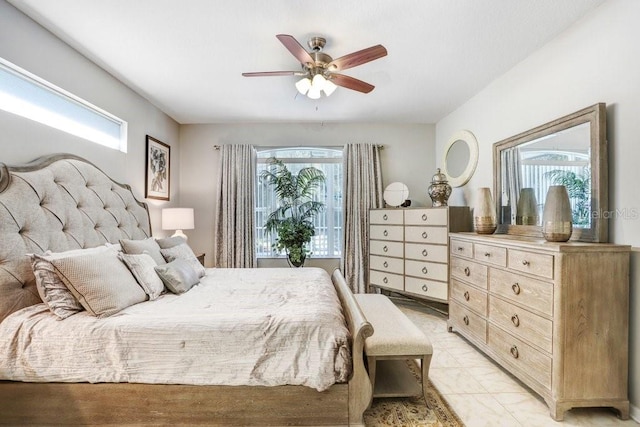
[427,168,452,207]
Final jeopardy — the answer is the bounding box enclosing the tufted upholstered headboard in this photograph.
[0,154,151,322]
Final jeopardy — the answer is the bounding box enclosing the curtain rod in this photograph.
[213,144,384,150]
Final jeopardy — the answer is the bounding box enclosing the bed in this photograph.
[0,154,373,426]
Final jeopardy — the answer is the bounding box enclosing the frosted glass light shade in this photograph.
[162,208,194,239]
[323,79,337,96]
[307,87,321,99]
[295,77,311,95]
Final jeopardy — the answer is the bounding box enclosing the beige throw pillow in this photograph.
[118,253,165,300]
[160,243,206,278]
[120,237,166,265]
[50,251,147,318]
[156,236,187,249]
[31,255,84,319]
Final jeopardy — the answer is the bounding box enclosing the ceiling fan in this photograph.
[242,34,388,99]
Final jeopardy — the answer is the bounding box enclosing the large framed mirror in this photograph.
[493,103,607,242]
[442,130,479,187]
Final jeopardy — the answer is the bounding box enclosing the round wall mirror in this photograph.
[442,130,479,187]
[383,182,409,207]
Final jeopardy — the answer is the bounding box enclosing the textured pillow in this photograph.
[154,259,200,294]
[30,245,118,319]
[156,236,187,249]
[118,253,165,300]
[50,251,147,318]
[31,255,84,319]
[120,237,166,265]
[160,243,206,278]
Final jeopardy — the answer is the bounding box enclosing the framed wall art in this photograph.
[145,135,170,201]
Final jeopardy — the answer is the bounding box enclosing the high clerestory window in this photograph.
[0,57,127,152]
[255,147,343,258]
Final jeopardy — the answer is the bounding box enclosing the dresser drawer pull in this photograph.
[464,267,471,276]
[522,260,530,266]
[422,249,428,257]
[484,252,491,257]
[457,246,464,252]
[383,230,389,237]
[383,245,388,252]
[512,283,521,295]
[383,261,389,268]
[421,266,428,274]
[463,315,469,326]
[511,314,520,327]
[383,214,388,221]
[463,291,470,301]
[421,231,428,239]
[422,284,428,292]
[383,277,388,284]
[510,345,519,359]
[421,213,428,221]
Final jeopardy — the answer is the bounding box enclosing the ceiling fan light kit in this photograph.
[243,34,387,99]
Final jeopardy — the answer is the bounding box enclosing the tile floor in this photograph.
[392,296,639,427]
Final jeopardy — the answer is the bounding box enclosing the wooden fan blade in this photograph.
[330,74,375,94]
[242,71,297,77]
[328,45,387,71]
[276,34,315,67]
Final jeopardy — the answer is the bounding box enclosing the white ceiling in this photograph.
[8,0,606,124]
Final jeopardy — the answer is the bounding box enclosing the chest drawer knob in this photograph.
[522,260,530,266]
[421,213,428,221]
[383,214,388,220]
[484,252,491,257]
[383,230,389,237]
[421,266,428,274]
[463,315,469,325]
[383,245,388,252]
[422,284,428,292]
[511,314,520,327]
[383,277,388,284]
[512,283,521,295]
[383,261,389,268]
[464,267,471,276]
[510,345,519,359]
[422,249,428,257]
[421,231,428,239]
[463,291,470,301]
[457,246,464,252]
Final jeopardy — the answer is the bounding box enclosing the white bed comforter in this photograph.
[0,268,351,391]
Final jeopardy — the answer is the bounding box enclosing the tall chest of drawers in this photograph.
[368,207,471,302]
[448,232,630,420]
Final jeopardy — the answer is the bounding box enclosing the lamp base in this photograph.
[171,230,188,240]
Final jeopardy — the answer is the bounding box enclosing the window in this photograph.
[256,147,343,258]
[0,57,127,152]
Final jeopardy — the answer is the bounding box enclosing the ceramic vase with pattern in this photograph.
[516,188,539,225]
[473,187,497,234]
[542,185,573,242]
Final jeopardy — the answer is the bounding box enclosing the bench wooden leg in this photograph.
[421,354,433,408]
[367,356,377,409]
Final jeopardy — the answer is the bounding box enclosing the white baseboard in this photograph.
[631,403,639,423]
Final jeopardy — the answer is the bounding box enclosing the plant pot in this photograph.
[287,252,306,268]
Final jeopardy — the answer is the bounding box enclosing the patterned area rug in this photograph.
[364,361,463,426]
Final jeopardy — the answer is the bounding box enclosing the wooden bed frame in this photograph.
[0,154,374,426]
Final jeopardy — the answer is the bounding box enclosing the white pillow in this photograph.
[120,237,166,265]
[118,252,165,300]
[160,243,206,278]
[50,251,147,318]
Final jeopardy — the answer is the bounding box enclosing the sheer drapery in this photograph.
[502,148,522,224]
[341,143,383,294]
[214,144,257,268]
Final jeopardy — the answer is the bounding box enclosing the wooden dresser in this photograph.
[368,207,471,302]
[448,232,630,420]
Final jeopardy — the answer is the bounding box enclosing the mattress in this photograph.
[0,267,351,391]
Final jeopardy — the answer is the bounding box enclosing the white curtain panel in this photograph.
[214,144,257,268]
[341,143,383,293]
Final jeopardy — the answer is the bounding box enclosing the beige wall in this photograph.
[179,123,435,267]
[0,0,180,234]
[435,0,640,416]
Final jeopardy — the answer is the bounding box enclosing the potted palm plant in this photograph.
[260,158,326,267]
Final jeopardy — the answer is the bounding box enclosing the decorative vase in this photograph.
[427,168,452,207]
[473,187,497,234]
[516,188,539,225]
[542,185,573,242]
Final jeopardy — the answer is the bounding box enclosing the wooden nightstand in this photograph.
[196,253,205,266]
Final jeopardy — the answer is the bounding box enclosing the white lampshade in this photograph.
[307,87,321,99]
[322,78,337,96]
[161,208,194,239]
[311,74,326,88]
[295,77,311,95]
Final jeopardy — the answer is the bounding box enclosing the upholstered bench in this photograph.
[354,294,433,406]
